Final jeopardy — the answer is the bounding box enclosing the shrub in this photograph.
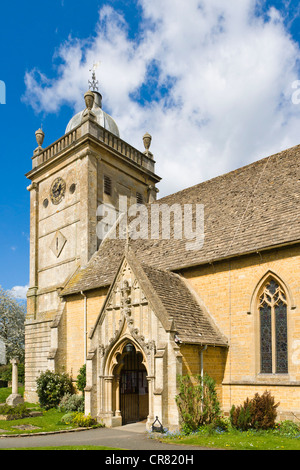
[36,370,74,410]
[76,364,86,394]
[230,400,252,431]
[230,391,279,431]
[0,403,29,419]
[276,420,300,437]
[60,412,76,424]
[58,393,84,413]
[175,373,221,434]
[212,415,231,433]
[71,412,97,427]
[251,390,279,429]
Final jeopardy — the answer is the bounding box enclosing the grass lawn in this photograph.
[0,387,90,435]
[0,406,81,435]
[0,386,24,403]
[159,428,300,450]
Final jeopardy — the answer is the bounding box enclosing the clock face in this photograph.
[50,177,66,205]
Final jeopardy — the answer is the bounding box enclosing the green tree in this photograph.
[0,286,25,363]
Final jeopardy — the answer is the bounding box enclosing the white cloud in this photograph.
[23,0,300,197]
[9,285,29,301]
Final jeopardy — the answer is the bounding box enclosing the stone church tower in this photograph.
[25,85,160,402]
[24,73,300,428]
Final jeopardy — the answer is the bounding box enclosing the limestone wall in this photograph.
[183,244,300,419]
[24,319,52,403]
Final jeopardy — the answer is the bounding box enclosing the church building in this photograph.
[25,80,300,430]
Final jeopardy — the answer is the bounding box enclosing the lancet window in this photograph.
[259,279,288,374]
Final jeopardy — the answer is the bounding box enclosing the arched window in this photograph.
[259,279,288,374]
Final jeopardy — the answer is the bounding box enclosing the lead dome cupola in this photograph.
[65,90,120,137]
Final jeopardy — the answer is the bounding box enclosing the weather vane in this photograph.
[89,62,101,91]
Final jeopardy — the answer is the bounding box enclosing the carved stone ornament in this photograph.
[119,278,156,356]
[49,230,67,258]
[84,90,95,110]
[143,132,153,158]
[35,128,45,148]
[143,132,152,151]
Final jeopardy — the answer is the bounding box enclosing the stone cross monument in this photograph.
[6,359,24,406]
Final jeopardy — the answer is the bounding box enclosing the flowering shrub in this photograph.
[71,412,97,427]
[60,412,76,424]
[275,420,300,437]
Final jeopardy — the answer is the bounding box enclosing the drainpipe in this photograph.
[200,345,208,380]
[200,345,207,412]
[81,291,87,364]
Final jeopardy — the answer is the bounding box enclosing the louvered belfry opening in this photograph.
[119,343,148,425]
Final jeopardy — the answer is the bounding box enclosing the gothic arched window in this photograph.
[259,279,288,374]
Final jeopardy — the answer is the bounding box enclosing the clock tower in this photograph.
[25,86,160,401]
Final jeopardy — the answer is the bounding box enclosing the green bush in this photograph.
[0,403,29,419]
[36,370,74,410]
[230,391,279,431]
[276,420,300,437]
[71,412,97,427]
[230,400,252,431]
[76,364,86,394]
[175,373,221,434]
[58,393,84,413]
[60,411,102,428]
[60,412,76,424]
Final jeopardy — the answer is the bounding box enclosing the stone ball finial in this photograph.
[84,90,95,111]
[35,128,45,148]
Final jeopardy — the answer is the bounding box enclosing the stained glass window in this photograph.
[260,302,272,373]
[259,280,288,374]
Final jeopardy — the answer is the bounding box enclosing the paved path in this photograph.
[0,422,211,450]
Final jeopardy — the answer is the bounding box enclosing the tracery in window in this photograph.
[259,279,288,374]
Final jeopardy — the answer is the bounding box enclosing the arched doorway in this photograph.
[118,342,149,424]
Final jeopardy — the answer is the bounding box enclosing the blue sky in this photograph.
[0,0,300,297]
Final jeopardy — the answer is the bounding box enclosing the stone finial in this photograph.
[33,128,45,156]
[35,128,44,148]
[143,132,153,158]
[84,90,95,111]
[143,132,152,151]
[82,90,96,123]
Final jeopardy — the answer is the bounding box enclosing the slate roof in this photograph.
[90,251,228,346]
[137,261,228,346]
[61,143,300,296]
